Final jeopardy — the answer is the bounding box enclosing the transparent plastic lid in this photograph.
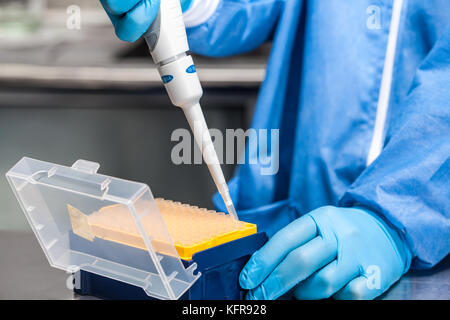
[5,157,200,300]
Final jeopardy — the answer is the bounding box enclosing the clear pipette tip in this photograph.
[225,201,238,221]
[219,183,239,221]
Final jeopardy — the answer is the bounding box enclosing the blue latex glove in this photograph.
[240,206,412,300]
[100,0,194,42]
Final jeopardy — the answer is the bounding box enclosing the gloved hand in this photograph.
[239,206,412,300]
[100,0,194,42]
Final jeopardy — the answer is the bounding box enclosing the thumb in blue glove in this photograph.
[239,206,412,300]
[100,0,194,42]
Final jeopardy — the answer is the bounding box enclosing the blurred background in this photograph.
[0,0,270,230]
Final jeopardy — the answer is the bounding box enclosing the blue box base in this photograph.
[74,232,268,300]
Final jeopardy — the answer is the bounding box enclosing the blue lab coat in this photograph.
[187,0,450,269]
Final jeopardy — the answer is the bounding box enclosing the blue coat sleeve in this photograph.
[186,0,284,57]
[341,26,450,270]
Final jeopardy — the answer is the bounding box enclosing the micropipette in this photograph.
[142,0,238,220]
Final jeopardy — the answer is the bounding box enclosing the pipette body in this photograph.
[143,0,238,220]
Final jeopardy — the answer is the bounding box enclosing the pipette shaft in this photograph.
[142,0,238,220]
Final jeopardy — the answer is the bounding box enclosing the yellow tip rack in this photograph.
[68,199,257,261]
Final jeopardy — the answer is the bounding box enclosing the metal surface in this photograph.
[0,230,76,299]
[0,63,265,89]
[0,87,255,230]
[380,254,450,300]
[0,17,267,89]
[0,230,448,300]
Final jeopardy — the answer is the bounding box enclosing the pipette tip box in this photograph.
[73,230,267,300]
[6,157,267,300]
[70,198,267,300]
